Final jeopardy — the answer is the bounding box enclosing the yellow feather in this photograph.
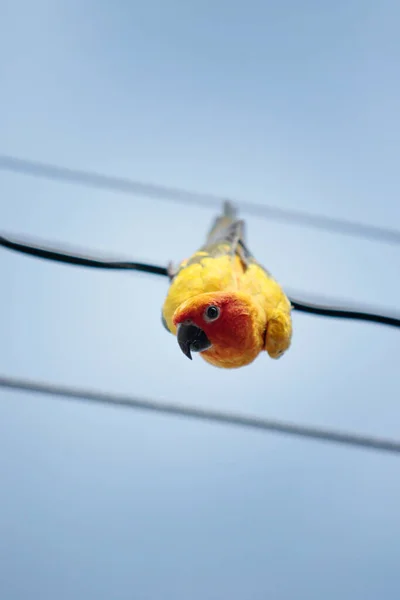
[240,264,292,358]
[163,253,241,334]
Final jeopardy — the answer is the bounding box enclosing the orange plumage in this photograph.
[162,202,292,368]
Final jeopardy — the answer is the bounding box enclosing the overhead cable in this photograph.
[1,375,400,455]
[1,232,400,329]
[1,153,400,245]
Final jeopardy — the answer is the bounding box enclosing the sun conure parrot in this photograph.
[161,201,292,368]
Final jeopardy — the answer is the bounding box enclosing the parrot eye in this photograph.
[204,305,220,322]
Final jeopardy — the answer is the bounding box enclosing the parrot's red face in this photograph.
[172,291,264,368]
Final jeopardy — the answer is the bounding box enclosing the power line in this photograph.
[2,232,400,329]
[1,374,400,455]
[0,234,167,277]
[288,297,400,329]
[1,153,400,246]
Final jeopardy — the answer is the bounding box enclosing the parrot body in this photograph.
[162,202,292,368]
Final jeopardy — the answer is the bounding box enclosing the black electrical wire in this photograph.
[289,298,400,328]
[1,374,400,455]
[1,153,400,245]
[0,234,168,276]
[1,232,400,329]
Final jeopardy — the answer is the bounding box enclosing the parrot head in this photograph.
[172,291,264,368]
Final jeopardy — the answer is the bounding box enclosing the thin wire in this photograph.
[1,153,400,245]
[2,232,400,329]
[1,374,400,455]
[289,298,400,328]
[0,234,167,276]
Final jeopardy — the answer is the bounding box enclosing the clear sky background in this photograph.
[1,1,400,599]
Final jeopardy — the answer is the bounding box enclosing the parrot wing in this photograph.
[173,200,249,277]
[205,200,242,246]
[204,200,265,274]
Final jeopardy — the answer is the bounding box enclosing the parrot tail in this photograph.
[206,200,241,246]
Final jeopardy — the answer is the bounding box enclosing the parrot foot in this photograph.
[167,261,178,280]
[264,309,293,359]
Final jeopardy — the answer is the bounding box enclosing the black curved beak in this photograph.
[177,322,212,360]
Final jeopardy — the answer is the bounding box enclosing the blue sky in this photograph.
[1,1,399,599]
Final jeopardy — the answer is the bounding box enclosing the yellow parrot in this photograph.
[162,201,292,368]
